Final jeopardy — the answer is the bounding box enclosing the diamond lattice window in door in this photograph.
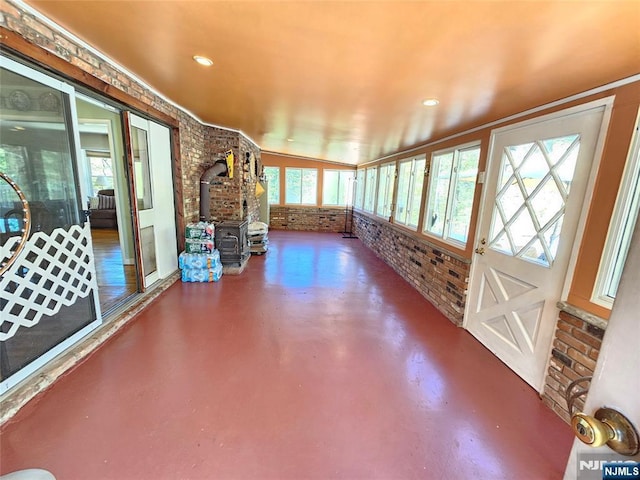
[489,134,580,267]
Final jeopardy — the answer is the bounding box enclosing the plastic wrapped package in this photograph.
[185,221,215,240]
[179,250,221,269]
[185,238,215,254]
[248,221,268,235]
[181,263,223,283]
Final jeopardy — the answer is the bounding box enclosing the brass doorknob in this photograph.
[475,247,485,255]
[571,408,639,455]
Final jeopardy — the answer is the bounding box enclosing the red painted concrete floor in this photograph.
[1,231,573,479]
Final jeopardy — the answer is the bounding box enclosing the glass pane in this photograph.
[510,208,537,254]
[323,170,339,205]
[498,161,514,191]
[131,126,153,210]
[492,231,513,255]
[364,168,377,212]
[376,163,395,218]
[449,148,479,243]
[301,169,317,204]
[0,64,96,382]
[506,142,534,169]
[530,177,563,228]
[264,166,280,204]
[340,171,355,206]
[355,169,365,208]
[520,145,549,195]
[395,161,412,224]
[542,216,564,263]
[0,72,81,234]
[498,180,525,221]
[408,159,425,229]
[140,225,157,276]
[425,152,453,237]
[285,168,301,204]
[88,156,114,196]
[542,134,579,165]
[521,238,549,266]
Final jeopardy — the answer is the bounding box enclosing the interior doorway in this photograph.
[76,95,138,313]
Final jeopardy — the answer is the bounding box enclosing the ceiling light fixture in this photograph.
[422,98,440,107]
[14,126,26,131]
[287,138,294,142]
[193,55,213,67]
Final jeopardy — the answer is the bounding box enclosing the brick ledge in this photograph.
[556,301,608,330]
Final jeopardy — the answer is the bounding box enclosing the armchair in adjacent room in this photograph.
[88,189,118,229]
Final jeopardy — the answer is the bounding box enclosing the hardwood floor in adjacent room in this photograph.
[0,231,573,479]
[91,228,137,313]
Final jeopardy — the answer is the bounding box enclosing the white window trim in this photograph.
[423,141,481,248]
[363,167,378,213]
[376,162,396,219]
[354,169,365,209]
[322,169,355,207]
[394,154,426,230]
[263,166,281,205]
[284,167,318,205]
[592,109,640,309]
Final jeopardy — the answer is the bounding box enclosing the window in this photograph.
[394,155,426,230]
[376,162,396,219]
[424,144,480,246]
[593,114,640,307]
[323,169,355,206]
[285,167,317,205]
[86,152,114,196]
[263,166,280,204]
[363,167,378,213]
[354,169,365,209]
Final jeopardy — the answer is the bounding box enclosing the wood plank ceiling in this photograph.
[25,0,640,164]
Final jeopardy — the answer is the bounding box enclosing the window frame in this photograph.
[592,111,640,308]
[322,169,355,207]
[354,168,365,209]
[363,166,378,213]
[376,161,396,219]
[263,166,281,205]
[422,142,481,247]
[284,167,318,205]
[394,154,426,230]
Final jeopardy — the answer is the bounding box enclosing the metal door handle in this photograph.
[571,408,639,455]
[475,247,485,255]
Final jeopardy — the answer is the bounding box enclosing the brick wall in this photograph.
[353,212,470,325]
[203,126,241,222]
[542,310,605,423]
[240,135,261,224]
[270,206,348,233]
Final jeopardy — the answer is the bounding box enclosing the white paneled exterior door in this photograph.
[465,102,609,390]
[127,113,177,289]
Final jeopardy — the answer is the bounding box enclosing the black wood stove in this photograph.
[215,220,250,266]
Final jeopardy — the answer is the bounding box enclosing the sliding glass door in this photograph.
[0,56,101,392]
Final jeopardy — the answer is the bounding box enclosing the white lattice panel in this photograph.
[0,224,99,341]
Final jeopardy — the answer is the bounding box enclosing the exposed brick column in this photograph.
[542,310,605,423]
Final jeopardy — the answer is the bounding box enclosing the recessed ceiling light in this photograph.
[422,98,440,107]
[193,55,213,66]
[14,126,26,131]
[287,138,294,142]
